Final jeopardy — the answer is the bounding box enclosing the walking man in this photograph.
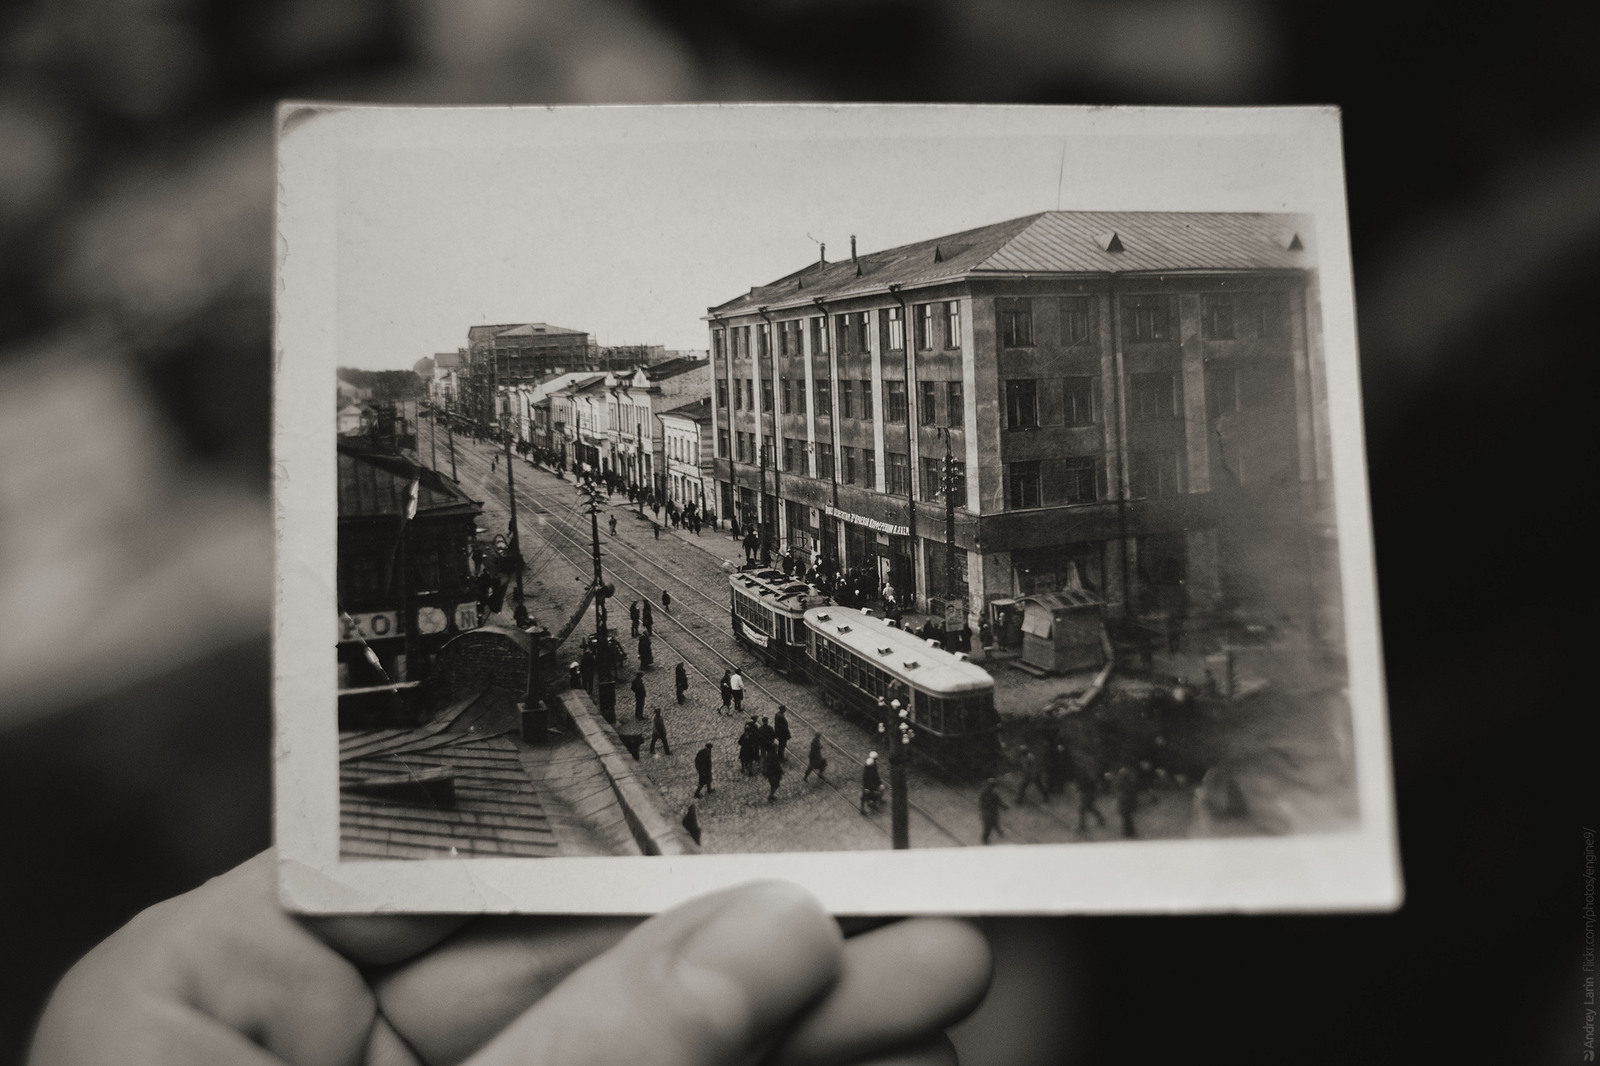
[674,662,689,704]
[608,514,617,536]
[642,600,654,633]
[661,589,671,612]
[773,706,792,760]
[762,746,784,802]
[803,732,828,782]
[629,601,640,637]
[979,778,1009,844]
[860,752,883,813]
[637,631,653,670]
[631,672,646,720]
[756,716,776,757]
[1015,745,1047,804]
[719,670,733,714]
[737,722,758,776]
[649,707,671,755]
[693,741,715,797]
[729,667,745,713]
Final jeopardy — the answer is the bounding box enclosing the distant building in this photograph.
[601,358,711,496]
[706,211,1334,641]
[658,397,714,511]
[431,350,466,408]
[337,438,484,723]
[337,402,368,436]
[464,322,591,423]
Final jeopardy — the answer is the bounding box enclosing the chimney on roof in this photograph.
[819,242,826,264]
[851,234,861,276]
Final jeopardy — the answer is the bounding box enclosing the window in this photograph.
[717,380,728,409]
[918,380,938,425]
[816,442,835,480]
[1060,296,1091,344]
[1251,291,1290,339]
[839,379,853,419]
[860,379,874,420]
[1125,295,1172,341]
[882,306,905,351]
[863,449,876,488]
[996,297,1034,347]
[1007,461,1041,509]
[809,316,827,354]
[842,446,857,484]
[1063,456,1101,503]
[884,379,908,423]
[761,380,774,412]
[1063,376,1097,425]
[713,331,725,361]
[919,457,942,500]
[942,301,962,348]
[1129,373,1179,420]
[783,437,799,471]
[758,322,771,357]
[915,303,934,350]
[1201,294,1234,340]
[836,312,870,356]
[945,380,964,427]
[781,378,793,414]
[780,319,802,356]
[815,378,832,417]
[732,379,742,409]
[744,380,755,409]
[1004,379,1038,429]
[733,431,744,462]
[1131,450,1183,498]
[763,434,775,465]
[886,451,910,495]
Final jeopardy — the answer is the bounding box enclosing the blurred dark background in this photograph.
[0,1,1591,1063]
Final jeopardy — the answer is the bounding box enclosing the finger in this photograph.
[772,919,992,1066]
[29,851,377,1066]
[372,916,638,1065]
[31,991,290,1066]
[363,1015,424,1066]
[464,881,842,1066]
[307,914,470,968]
[849,1034,960,1066]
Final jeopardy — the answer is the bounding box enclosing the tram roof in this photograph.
[730,568,828,610]
[803,606,993,694]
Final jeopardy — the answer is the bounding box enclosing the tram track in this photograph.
[454,443,970,848]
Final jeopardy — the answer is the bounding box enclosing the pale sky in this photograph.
[329,106,1327,369]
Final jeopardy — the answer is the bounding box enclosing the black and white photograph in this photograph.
[276,104,1398,915]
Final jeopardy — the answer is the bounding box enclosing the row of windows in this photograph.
[713,303,964,363]
[719,372,962,431]
[1003,450,1188,509]
[812,632,994,736]
[732,589,772,635]
[812,634,896,701]
[911,691,994,737]
[667,434,699,465]
[995,292,1291,349]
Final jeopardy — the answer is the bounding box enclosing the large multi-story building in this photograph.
[706,210,1335,641]
[463,322,590,422]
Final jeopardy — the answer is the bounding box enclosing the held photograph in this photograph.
[274,104,1399,915]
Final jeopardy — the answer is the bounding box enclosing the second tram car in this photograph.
[728,568,831,669]
[802,605,1000,777]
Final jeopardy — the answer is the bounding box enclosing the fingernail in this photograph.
[676,883,842,1033]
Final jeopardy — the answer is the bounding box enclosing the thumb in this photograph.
[464,882,842,1066]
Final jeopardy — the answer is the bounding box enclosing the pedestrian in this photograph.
[650,707,671,755]
[757,716,776,756]
[637,632,653,670]
[960,621,973,653]
[773,706,791,759]
[681,803,701,846]
[1015,745,1047,804]
[579,647,594,692]
[608,514,617,536]
[1115,766,1141,839]
[762,746,784,802]
[1042,738,1071,799]
[642,600,654,633]
[661,589,671,611]
[729,667,744,713]
[629,601,640,637]
[978,616,993,655]
[979,778,1009,844]
[566,660,582,690]
[693,742,715,797]
[803,733,828,781]
[1077,762,1107,833]
[674,662,689,704]
[653,522,660,540]
[737,722,759,776]
[860,752,883,813]
[719,670,733,714]
[631,672,646,720]
[730,515,741,540]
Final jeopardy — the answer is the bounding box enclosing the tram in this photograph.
[728,567,831,669]
[802,605,1000,777]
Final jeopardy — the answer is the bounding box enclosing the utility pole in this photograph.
[879,694,912,849]
[429,392,438,472]
[446,397,457,480]
[493,353,526,608]
[580,482,616,722]
[942,430,962,642]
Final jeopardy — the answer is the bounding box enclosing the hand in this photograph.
[29,851,992,1066]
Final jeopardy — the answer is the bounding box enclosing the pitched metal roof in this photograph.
[709,211,1312,316]
[494,322,587,337]
[337,440,482,519]
[658,397,713,423]
[640,357,707,381]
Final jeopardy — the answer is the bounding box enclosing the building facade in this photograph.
[600,358,710,497]
[463,322,591,423]
[658,398,714,510]
[706,211,1334,641]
